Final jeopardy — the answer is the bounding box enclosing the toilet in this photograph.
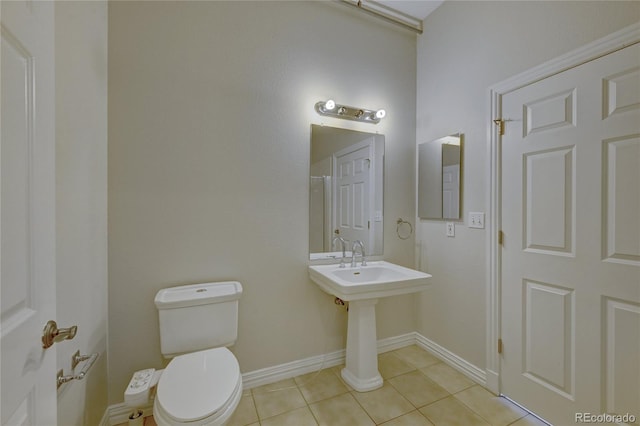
[153,281,243,426]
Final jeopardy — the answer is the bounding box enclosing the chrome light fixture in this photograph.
[315,99,386,124]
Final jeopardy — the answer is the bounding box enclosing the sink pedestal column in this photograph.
[341,298,383,392]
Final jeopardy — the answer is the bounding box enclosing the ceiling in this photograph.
[376,0,444,21]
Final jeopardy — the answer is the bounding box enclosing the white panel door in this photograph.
[1,1,57,424]
[333,140,373,251]
[501,43,640,425]
[442,164,460,219]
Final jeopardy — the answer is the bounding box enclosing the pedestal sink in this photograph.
[309,261,432,392]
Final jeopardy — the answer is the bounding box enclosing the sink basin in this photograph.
[308,261,432,392]
[309,261,432,301]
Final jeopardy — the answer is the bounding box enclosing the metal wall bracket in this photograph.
[57,352,99,389]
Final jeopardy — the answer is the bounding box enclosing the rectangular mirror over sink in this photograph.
[309,125,384,260]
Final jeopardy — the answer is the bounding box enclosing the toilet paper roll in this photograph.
[128,410,144,426]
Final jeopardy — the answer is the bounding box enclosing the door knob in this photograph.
[42,320,77,348]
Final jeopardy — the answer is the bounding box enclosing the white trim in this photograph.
[242,331,415,390]
[415,333,487,386]
[242,347,346,390]
[377,332,417,354]
[103,331,487,425]
[491,23,640,96]
[485,22,640,397]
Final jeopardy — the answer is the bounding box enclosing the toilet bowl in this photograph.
[153,348,242,426]
[152,282,244,426]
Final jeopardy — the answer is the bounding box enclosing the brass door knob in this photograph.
[42,320,77,348]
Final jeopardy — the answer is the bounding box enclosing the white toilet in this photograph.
[152,281,243,426]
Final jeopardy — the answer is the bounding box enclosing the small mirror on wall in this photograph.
[418,133,463,220]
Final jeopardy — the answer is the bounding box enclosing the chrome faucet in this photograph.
[351,240,367,267]
[332,235,347,268]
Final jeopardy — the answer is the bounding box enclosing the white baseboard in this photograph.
[241,347,346,390]
[241,332,416,390]
[377,332,417,354]
[415,333,487,386]
[103,331,485,425]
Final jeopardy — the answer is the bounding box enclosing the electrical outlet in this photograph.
[446,222,455,237]
[469,212,485,229]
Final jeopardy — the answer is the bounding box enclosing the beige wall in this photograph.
[415,1,639,371]
[55,1,109,424]
[108,1,417,403]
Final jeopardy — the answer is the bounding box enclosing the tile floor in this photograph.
[126,345,548,426]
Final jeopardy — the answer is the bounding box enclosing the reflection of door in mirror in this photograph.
[333,140,374,251]
[442,144,460,218]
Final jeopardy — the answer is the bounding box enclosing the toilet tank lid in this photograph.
[155,281,243,309]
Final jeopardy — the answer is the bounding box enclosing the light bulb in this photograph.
[325,99,336,111]
[375,109,386,119]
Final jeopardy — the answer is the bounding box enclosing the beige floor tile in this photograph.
[378,352,415,379]
[143,416,157,426]
[392,345,441,369]
[388,370,450,408]
[419,363,474,394]
[454,386,528,426]
[309,392,375,426]
[380,410,435,426]
[296,368,349,403]
[351,384,414,424]
[138,345,553,426]
[509,414,551,426]
[420,396,490,426]
[115,416,156,426]
[227,393,259,426]
[328,365,353,391]
[252,386,307,420]
[260,406,319,426]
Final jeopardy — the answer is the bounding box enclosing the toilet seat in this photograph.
[153,347,242,425]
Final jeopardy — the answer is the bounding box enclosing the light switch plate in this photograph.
[469,212,485,229]
[446,222,455,237]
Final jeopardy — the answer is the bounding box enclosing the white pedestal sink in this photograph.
[309,261,432,392]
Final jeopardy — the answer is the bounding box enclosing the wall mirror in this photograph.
[309,125,384,260]
[418,133,463,220]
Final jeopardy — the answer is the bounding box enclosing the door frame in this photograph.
[485,23,640,394]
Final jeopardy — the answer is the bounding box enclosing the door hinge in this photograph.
[368,221,370,229]
[498,338,503,354]
[493,119,505,136]
[498,230,504,245]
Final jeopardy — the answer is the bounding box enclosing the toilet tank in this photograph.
[155,281,242,358]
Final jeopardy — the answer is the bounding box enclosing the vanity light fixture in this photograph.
[315,99,386,124]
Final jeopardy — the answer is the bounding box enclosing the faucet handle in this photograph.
[354,240,367,266]
[332,235,348,268]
